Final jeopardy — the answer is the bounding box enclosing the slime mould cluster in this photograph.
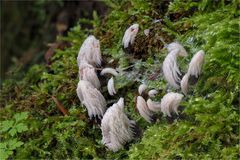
[0,1,239,159]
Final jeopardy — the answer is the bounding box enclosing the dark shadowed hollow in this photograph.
[0,0,107,85]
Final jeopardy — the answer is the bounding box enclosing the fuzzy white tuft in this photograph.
[148,89,158,97]
[187,50,205,78]
[76,80,106,118]
[180,73,189,95]
[77,35,102,67]
[147,99,161,112]
[100,68,119,76]
[162,53,181,89]
[117,97,124,108]
[79,61,100,89]
[160,92,183,117]
[167,42,188,57]
[122,24,139,48]
[101,98,135,152]
[136,96,153,123]
[138,84,147,95]
[107,77,116,96]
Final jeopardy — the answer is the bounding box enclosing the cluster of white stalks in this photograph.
[75,23,205,152]
[76,26,139,152]
[136,84,184,123]
[76,35,121,119]
[163,42,205,94]
[136,42,204,122]
[76,35,106,119]
[162,42,188,89]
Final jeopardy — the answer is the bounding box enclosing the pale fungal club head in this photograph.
[167,42,188,57]
[179,50,205,95]
[100,68,119,77]
[101,98,135,152]
[77,35,102,67]
[162,53,182,89]
[122,24,139,48]
[148,89,158,98]
[136,96,153,123]
[146,99,161,112]
[187,50,205,78]
[160,92,183,117]
[180,73,190,95]
[79,61,101,89]
[107,77,116,96]
[138,84,148,95]
[76,80,107,119]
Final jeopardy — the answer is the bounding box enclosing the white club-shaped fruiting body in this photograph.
[100,68,119,77]
[187,50,205,78]
[101,68,118,96]
[167,42,188,57]
[79,61,100,89]
[101,98,135,152]
[138,84,147,95]
[148,89,158,98]
[146,99,161,112]
[162,53,182,89]
[160,92,183,117]
[76,80,107,119]
[107,77,116,96]
[180,73,190,95]
[77,35,102,67]
[180,50,205,95]
[136,96,153,123]
[144,29,150,37]
[122,24,139,49]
